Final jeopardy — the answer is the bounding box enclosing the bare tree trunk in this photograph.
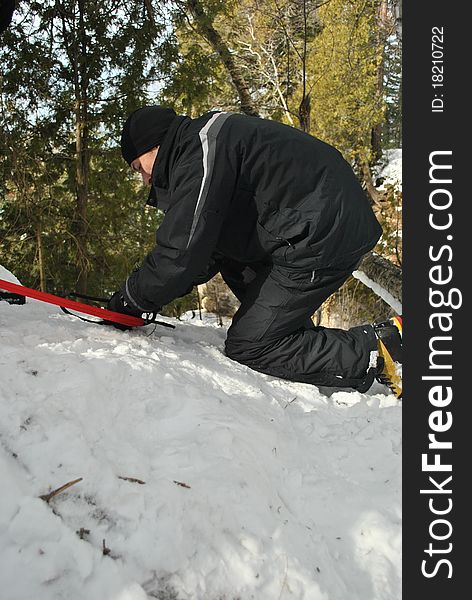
[36,220,46,292]
[371,0,389,163]
[360,160,387,209]
[75,116,89,293]
[298,93,311,132]
[184,0,259,116]
[357,252,402,305]
[298,0,311,132]
[74,0,90,293]
[213,285,223,327]
[196,285,203,320]
[393,0,402,39]
[143,0,155,26]
[57,0,90,293]
[371,124,382,165]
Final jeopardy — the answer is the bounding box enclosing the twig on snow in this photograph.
[173,480,191,489]
[102,539,111,556]
[76,527,90,540]
[283,396,297,409]
[39,477,83,503]
[118,476,146,485]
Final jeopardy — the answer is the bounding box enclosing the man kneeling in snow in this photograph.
[109,106,402,398]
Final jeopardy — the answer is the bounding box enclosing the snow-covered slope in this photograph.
[0,267,401,600]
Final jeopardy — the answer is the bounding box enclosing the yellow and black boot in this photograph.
[374,316,402,398]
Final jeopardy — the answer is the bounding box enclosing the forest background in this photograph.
[0,0,402,324]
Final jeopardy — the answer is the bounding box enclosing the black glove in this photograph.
[108,290,142,316]
[106,291,143,330]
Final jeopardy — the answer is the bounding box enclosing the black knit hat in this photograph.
[120,105,177,165]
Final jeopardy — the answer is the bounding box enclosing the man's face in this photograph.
[131,147,159,185]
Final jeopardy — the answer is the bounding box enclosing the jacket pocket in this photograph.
[259,208,312,246]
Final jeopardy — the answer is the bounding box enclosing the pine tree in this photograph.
[0,0,165,294]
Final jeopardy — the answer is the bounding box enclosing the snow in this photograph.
[374,149,402,192]
[352,269,402,315]
[0,264,21,285]
[0,265,401,600]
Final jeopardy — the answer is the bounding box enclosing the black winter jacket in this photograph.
[124,112,382,311]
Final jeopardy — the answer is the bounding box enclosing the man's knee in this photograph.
[224,332,247,362]
[224,329,265,365]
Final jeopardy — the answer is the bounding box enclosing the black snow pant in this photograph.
[222,258,378,391]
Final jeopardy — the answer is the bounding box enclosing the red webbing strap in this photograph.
[0,279,145,328]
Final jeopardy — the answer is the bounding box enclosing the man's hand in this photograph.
[108,291,143,317]
[107,291,143,330]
